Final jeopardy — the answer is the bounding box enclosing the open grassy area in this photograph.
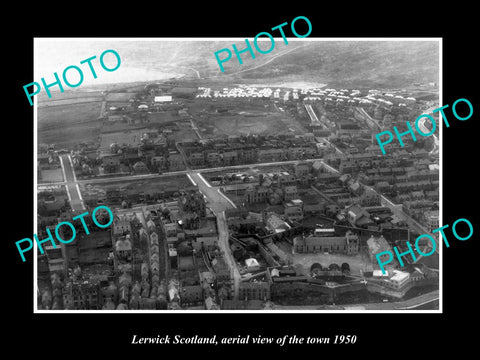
[38,97,102,108]
[105,92,135,102]
[199,112,305,137]
[37,89,103,105]
[188,97,307,137]
[38,101,103,148]
[145,111,179,125]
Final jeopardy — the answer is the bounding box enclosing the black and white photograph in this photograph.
[33,38,441,313]
[6,6,479,356]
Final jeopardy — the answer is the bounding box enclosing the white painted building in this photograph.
[154,95,172,102]
[387,270,410,289]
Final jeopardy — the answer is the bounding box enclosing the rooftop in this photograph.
[390,270,410,282]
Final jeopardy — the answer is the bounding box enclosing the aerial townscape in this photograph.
[36,40,440,311]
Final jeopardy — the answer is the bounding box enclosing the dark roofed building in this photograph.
[293,231,359,255]
[346,204,374,227]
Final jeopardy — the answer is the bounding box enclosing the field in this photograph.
[189,98,307,137]
[38,97,102,107]
[146,111,179,125]
[101,121,146,134]
[206,113,294,136]
[37,100,103,148]
[37,89,103,105]
[105,92,135,102]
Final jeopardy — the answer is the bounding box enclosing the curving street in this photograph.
[417,113,439,155]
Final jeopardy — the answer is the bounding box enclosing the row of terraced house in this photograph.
[180,135,321,168]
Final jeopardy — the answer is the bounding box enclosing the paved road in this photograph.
[304,104,344,155]
[189,118,203,140]
[52,154,433,238]
[351,289,439,310]
[40,157,330,187]
[417,113,439,155]
[40,170,190,187]
[356,107,381,132]
[217,211,241,300]
[59,154,85,212]
[99,100,107,118]
[188,172,236,214]
[275,289,439,310]
[188,171,240,299]
[304,103,323,127]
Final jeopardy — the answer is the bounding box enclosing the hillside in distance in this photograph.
[35,40,439,91]
[220,40,439,89]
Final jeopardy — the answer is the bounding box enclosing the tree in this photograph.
[341,263,350,274]
[328,263,340,271]
[162,207,171,218]
[310,263,323,273]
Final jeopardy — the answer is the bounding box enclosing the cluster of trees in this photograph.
[310,262,350,275]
